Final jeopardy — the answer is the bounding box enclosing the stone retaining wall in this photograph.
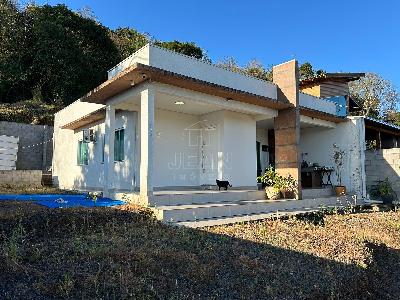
[0,170,43,187]
[365,149,400,198]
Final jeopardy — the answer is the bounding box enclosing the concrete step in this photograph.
[302,187,334,199]
[149,190,265,206]
[151,196,349,223]
[176,208,320,228]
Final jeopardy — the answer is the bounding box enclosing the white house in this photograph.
[53,44,383,225]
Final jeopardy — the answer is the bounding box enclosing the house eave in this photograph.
[300,106,347,123]
[80,63,291,110]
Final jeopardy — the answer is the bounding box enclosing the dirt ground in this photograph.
[0,197,399,299]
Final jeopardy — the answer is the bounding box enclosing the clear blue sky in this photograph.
[36,0,400,87]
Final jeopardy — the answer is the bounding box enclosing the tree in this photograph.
[299,62,314,80]
[0,0,29,102]
[299,62,325,81]
[215,57,243,73]
[385,110,400,126]
[243,60,272,81]
[155,40,209,61]
[0,3,121,105]
[216,57,272,81]
[110,27,149,59]
[25,4,121,105]
[349,73,399,118]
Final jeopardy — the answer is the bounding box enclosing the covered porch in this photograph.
[102,81,278,205]
[256,114,341,199]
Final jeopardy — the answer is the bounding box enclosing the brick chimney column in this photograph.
[273,60,302,199]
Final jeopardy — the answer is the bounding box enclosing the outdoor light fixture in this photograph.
[174,101,185,105]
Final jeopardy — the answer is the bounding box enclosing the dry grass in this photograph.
[0,192,399,299]
[0,184,78,195]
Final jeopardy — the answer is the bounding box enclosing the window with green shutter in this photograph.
[114,129,124,162]
[77,140,88,165]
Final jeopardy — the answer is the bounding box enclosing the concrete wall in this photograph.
[300,117,366,197]
[53,110,136,191]
[154,109,200,187]
[365,148,400,198]
[108,44,277,100]
[53,105,258,190]
[0,121,53,170]
[154,109,257,188]
[299,92,337,115]
[53,100,105,189]
[222,111,256,187]
[0,170,42,187]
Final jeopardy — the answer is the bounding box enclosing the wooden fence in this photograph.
[0,135,19,170]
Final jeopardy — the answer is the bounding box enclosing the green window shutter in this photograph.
[102,134,105,163]
[77,140,89,165]
[119,129,124,161]
[114,130,119,161]
[114,129,125,161]
[77,141,81,165]
[82,142,88,165]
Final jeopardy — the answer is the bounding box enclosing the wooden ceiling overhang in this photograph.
[80,63,290,110]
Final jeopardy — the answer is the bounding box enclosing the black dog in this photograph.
[216,179,232,190]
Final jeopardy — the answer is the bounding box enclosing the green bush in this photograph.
[0,99,61,125]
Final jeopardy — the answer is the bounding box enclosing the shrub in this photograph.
[0,99,61,125]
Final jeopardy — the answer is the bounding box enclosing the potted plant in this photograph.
[332,144,346,196]
[276,175,298,199]
[257,166,280,200]
[378,178,395,204]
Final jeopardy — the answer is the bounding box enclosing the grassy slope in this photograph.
[0,201,399,299]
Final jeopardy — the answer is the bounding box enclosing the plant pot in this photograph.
[280,189,295,199]
[265,186,280,200]
[257,183,263,190]
[334,186,346,196]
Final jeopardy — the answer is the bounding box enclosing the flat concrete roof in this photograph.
[80,63,290,110]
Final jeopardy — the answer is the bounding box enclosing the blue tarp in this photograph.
[0,194,125,208]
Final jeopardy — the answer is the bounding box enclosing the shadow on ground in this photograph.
[0,201,398,299]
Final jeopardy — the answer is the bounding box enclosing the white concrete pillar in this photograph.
[140,86,155,198]
[103,105,115,197]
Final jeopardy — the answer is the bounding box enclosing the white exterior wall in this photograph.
[153,109,257,188]
[54,82,266,191]
[53,100,104,189]
[300,117,366,198]
[222,111,257,187]
[299,92,337,115]
[198,110,224,185]
[53,103,136,191]
[54,108,257,190]
[153,109,200,187]
[108,44,277,100]
[107,46,150,79]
